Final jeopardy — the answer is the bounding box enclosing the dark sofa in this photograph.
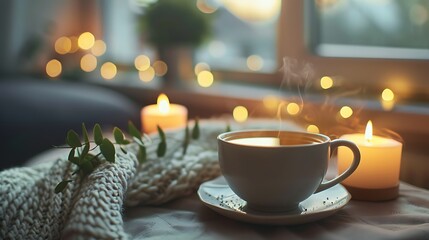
[0,79,140,170]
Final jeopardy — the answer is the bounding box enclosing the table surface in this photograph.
[27,141,429,240]
[121,167,429,240]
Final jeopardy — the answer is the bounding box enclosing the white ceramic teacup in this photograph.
[217,130,360,212]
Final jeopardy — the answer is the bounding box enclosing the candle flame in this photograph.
[365,120,373,142]
[157,93,170,114]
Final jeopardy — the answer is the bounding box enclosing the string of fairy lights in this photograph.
[44,31,397,128]
[44,23,396,130]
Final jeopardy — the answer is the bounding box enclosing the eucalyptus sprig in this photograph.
[54,118,204,194]
[183,118,200,155]
[55,121,147,193]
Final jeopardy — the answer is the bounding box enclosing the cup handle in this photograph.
[315,139,361,193]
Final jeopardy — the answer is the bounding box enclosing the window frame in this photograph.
[278,0,429,101]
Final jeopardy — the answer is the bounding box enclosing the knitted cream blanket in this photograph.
[0,120,298,239]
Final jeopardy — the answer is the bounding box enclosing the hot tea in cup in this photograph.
[217,130,360,212]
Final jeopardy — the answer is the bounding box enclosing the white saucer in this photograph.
[197,176,351,225]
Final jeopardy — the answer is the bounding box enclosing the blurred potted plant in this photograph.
[140,0,210,83]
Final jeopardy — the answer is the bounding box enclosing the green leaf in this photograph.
[128,121,142,140]
[93,124,103,145]
[120,146,127,154]
[81,143,90,158]
[80,159,94,175]
[68,148,76,161]
[137,146,147,164]
[55,180,72,194]
[113,127,126,144]
[100,138,116,163]
[157,125,166,141]
[66,130,81,147]
[225,124,231,132]
[157,141,167,157]
[134,138,145,147]
[82,123,89,144]
[182,124,190,155]
[69,157,80,165]
[192,118,200,140]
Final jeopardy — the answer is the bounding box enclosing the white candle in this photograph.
[141,93,188,133]
[338,121,402,189]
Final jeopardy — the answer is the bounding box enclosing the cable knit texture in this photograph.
[0,120,299,239]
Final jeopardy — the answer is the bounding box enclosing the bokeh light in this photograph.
[100,62,117,80]
[196,0,218,14]
[69,36,79,53]
[246,55,264,71]
[78,32,95,50]
[54,37,71,55]
[233,106,248,123]
[46,59,62,78]
[381,99,395,111]
[410,3,428,25]
[135,55,151,71]
[307,125,320,134]
[153,60,168,76]
[263,95,280,110]
[197,70,214,87]
[91,40,106,56]
[286,102,300,115]
[382,88,395,101]
[194,62,211,75]
[340,106,353,119]
[139,67,155,82]
[80,54,97,72]
[320,76,333,89]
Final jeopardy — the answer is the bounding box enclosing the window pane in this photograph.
[194,0,280,73]
[310,0,429,59]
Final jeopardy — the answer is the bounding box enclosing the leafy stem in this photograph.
[54,118,205,194]
[55,121,147,193]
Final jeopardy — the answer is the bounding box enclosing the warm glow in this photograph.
[197,70,214,87]
[315,0,340,9]
[246,55,264,71]
[410,3,428,25]
[153,60,168,76]
[221,0,281,22]
[135,55,151,71]
[307,125,320,134]
[46,59,62,78]
[233,106,248,122]
[157,94,170,114]
[69,36,79,53]
[78,32,95,50]
[381,99,395,111]
[100,62,117,80]
[194,62,211,75]
[340,106,353,119]
[263,95,280,110]
[196,0,218,14]
[54,37,72,55]
[139,67,155,82]
[320,76,333,89]
[80,54,97,72]
[382,88,395,101]
[286,102,300,115]
[365,120,373,142]
[91,40,106,56]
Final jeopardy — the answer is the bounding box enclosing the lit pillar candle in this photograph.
[338,121,403,201]
[141,93,188,133]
